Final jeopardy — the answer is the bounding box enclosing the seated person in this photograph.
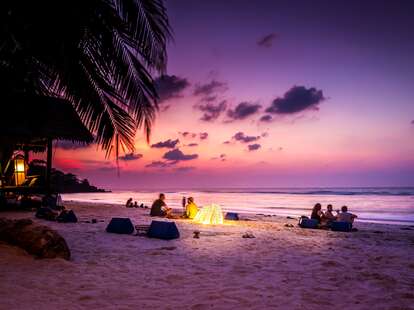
[322,204,337,226]
[150,193,172,217]
[185,197,199,219]
[126,198,133,208]
[336,205,357,223]
[311,203,323,223]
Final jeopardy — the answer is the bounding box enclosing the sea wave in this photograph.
[198,188,414,196]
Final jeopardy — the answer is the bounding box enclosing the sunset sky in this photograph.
[52,0,414,189]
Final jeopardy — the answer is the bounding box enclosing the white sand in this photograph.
[0,202,413,310]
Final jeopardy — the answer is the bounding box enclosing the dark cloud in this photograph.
[195,100,227,122]
[180,131,197,138]
[248,144,261,151]
[163,149,198,161]
[261,132,269,138]
[260,114,273,122]
[411,120,414,124]
[193,80,228,121]
[265,86,325,115]
[56,141,91,150]
[151,139,180,149]
[199,132,208,140]
[227,102,261,120]
[80,159,117,171]
[187,143,198,147]
[211,153,227,161]
[202,95,217,102]
[223,141,231,145]
[174,166,196,172]
[81,159,107,165]
[194,80,227,96]
[145,160,177,168]
[233,132,260,143]
[119,153,143,161]
[257,33,278,48]
[80,160,119,173]
[99,166,119,172]
[154,75,190,102]
[179,131,209,140]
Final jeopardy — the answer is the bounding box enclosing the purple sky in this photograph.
[52,0,414,189]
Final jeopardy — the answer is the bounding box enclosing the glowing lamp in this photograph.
[14,155,26,186]
[193,204,224,225]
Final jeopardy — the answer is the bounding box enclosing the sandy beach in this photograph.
[1,202,413,310]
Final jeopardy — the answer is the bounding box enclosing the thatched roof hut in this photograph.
[0,94,93,192]
[0,94,93,146]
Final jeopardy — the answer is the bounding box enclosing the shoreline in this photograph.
[1,201,413,309]
[65,201,414,231]
[63,199,414,227]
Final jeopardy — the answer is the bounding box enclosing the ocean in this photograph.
[62,187,414,225]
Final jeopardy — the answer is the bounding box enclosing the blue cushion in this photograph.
[225,212,239,221]
[106,218,134,234]
[331,221,352,232]
[35,207,52,219]
[147,221,180,240]
[299,218,319,229]
[57,210,78,223]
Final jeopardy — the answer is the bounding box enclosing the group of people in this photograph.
[149,193,199,219]
[127,194,358,227]
[125,198,146,209]
[311,203,357,227]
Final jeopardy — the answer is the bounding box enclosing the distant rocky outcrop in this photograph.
[0,218,71,260]
[28,159,107,193]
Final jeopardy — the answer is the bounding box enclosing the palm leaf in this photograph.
[0,0,172,157]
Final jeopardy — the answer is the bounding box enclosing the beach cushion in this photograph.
[331,221,352,232]
[147,221,180,240]
[56,210,78,223]
[106,218,134,234]
[35,207,58,221]
[41,194,63,210]
[298,218,319,229]
[225,212,239,221]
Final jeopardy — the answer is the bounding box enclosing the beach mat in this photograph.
[298,218,319,229]
[331,221,352,232]
[147,221,180,240]
[106,218,134,234]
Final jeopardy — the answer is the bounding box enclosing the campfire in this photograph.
[193,204,224,225]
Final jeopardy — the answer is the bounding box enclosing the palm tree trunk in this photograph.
[46,139,53,193]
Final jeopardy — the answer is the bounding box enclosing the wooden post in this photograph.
[0,149,3,188]
[24,149,29,178]
[46,139,53,193]
[24,149,29,166]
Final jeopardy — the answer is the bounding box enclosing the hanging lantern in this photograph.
[14,154,26,186]
[193,204,224,225]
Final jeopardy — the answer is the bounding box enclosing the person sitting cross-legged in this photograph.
[336,205,357,224]
[310,203,323,224]
[321,204,337,227]
[185,197,199,219]
[150,193,172,217]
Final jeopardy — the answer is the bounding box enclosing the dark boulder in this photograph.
[56,210,78,223]
[0,218,70,260]
[35,207,58,221]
